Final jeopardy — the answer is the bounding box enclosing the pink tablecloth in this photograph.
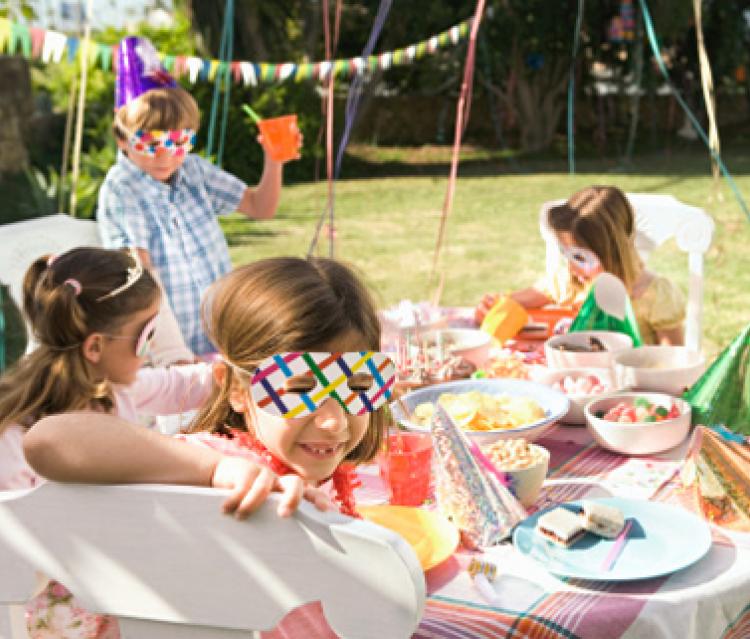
[263,424,750,639]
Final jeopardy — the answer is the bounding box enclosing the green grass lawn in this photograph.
[223,146,750,359]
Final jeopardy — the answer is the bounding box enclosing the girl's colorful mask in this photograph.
[248,352,396,419]
[128,128,196,157]
[560,244,601,277]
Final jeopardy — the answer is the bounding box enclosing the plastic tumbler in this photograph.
[378,432,433,506]
[257,114,299,162]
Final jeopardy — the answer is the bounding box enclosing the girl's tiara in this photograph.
[96,248,144,302]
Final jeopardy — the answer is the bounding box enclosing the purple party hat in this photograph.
[115,36,177,109]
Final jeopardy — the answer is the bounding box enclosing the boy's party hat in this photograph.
[569,272,643,346]
[684,322,750,435]
[116,36,177,109]
[431,404,526,548]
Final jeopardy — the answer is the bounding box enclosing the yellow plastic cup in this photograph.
[480,296,529,343]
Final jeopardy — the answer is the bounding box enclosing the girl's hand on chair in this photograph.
[212,456,332,519]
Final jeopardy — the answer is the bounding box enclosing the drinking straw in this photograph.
[600,519,633,572]
[242,104,262,124]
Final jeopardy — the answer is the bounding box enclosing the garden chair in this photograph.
[0,214,101,367]
[539,193,714,352]
[0,482,425,639]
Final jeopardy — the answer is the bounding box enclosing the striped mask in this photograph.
[247,352,396,419]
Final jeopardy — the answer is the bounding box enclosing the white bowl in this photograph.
[534,367,616,425]
[545,331,633,370]
[584,392,692,455]
[482,442,550,507]
[614,346,705,396]
[422,328,493,368]
[391,378,569,445]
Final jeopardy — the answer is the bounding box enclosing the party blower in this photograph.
[242,104,300,162]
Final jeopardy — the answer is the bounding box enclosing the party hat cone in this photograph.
[684,322,750,435]
[116,36,177,109]
[431,404,526,548]
[569,272,643,346]
[682,426,750,531]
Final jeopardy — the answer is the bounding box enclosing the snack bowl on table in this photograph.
[481,439,550,507]
[583,392,692,456]
[392,378,569,445]
[422,328,493,369]
[545,330,633,370]
[533,367,616,425]
[614,346,706,396]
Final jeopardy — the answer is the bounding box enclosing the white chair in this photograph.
[539,193,715,352]
[0,214,101,357]
[0,483,425,639]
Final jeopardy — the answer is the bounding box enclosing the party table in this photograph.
[262,424,750,639]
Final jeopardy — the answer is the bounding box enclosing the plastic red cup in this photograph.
[257,114,299,162]
[378,432,432,506]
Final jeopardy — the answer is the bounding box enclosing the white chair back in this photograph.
[0,214,101,354]
[0,483,425,639]
[539,193,714,352]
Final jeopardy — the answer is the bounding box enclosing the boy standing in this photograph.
[98,37,300,357]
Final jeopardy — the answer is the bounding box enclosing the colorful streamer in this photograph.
[0,16,471,85]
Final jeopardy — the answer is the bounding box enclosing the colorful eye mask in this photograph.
[129,128,196,157]
[249,352,396,419]
[559,244,601,276]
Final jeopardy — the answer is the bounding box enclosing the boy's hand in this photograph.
[256,128,304,162]
[475,293,500,325]
[211,455,332,519]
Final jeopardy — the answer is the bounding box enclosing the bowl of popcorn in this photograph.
[614,346,705,396]
[544,331,633,370]
[584,392,692,455]
[535,368,615,425]
[481,439,550,507]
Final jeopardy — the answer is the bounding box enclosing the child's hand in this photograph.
[475,293,501,325]
[256,127,304,162]
[211,455,332,519]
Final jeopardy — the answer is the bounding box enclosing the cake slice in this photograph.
[579,501,625,539]
[536,507,587,548]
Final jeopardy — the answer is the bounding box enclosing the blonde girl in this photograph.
[478,186,686,345]
[4,248,323,639]
[27,257,395,518]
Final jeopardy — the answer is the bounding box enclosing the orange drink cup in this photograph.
[378,432,432,506]
[257,114,299,162]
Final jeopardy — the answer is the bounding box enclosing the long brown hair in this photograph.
[548,185,642,291]
[191,257,386,464]
[0,247,159,433]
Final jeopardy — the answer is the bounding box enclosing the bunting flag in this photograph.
[0,16,471,86]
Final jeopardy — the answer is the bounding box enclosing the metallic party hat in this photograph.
[684,322,750,435]
[431,404,526,548]
[569,273,643,346]
[115,36,177,109]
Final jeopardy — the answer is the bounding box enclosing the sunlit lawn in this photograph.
[223,146,750,359]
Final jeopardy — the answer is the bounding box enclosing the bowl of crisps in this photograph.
[392,378,569,445]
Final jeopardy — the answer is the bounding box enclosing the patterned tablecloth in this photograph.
[262,424,750,639]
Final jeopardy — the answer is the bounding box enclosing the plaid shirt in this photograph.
[98,152,246,355]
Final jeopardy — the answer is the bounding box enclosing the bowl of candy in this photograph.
[583,392,691,455]
[535,368,615,425]
[614,346,705,396]
[545,331,633,370]
[392,378,569,445]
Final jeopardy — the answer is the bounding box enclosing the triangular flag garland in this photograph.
[0,16,471,86]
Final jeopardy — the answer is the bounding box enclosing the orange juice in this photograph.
[258,114,299,162]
